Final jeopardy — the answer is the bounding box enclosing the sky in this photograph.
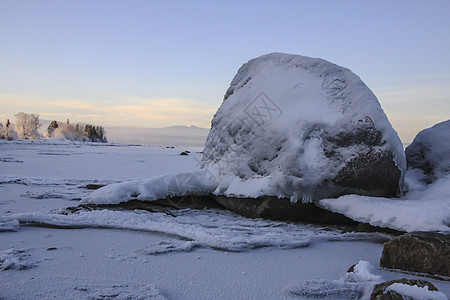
[0,0,449,142]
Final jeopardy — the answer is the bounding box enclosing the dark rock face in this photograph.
[320,122,402,198]
[84,184,106,190]
[380,232,450,277]
[332,149,401,197]
[77,196,223,216]
[153,195,223,210]
[214,195,357,225]
[371,278,439,300]
[405,119,450,183]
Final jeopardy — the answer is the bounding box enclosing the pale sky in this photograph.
[1,0,449,142]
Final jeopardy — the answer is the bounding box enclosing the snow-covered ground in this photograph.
[0,140,449,299]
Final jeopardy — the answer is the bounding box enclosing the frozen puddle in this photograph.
[0,277,167,300]
[1,207,386,252]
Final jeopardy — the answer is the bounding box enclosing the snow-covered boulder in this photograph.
[380,232,450,277]
[405,119,450,183]
[202,53,405,204]
[371,279,447,300]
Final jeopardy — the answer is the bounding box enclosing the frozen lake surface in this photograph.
[0,140,448,299]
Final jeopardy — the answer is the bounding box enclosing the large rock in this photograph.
[214,195,357,225]
[371,278,444,300]
[202,53,405,208]
[405,119,450,183]
[380,232,450,277]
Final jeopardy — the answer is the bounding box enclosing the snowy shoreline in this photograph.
[1,141,449,299]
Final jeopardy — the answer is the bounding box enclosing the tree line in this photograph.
[0,112,107,143]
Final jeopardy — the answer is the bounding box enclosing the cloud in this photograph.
[0,94,217,128]
[374,84,450,104]
[39,112,71,117]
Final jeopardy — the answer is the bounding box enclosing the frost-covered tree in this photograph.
[51,119,107,142]
[46,120,59,138]
[54,120,76,140]
[84,124,107,142]
[14,112,41,139]
[0,119,18,140]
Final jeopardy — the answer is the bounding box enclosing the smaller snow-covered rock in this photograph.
[371,279,446,300]
[346,260,382,282]
[380,232,450,277]
[406,119,450,183]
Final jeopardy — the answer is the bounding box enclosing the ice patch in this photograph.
[0,248,35,270]
[81,283,166,300]
[137,240,200,255]
[0,156,24,163]
[0,276,166,300]
[386,283,447,300]
[1,209,378,252]
[0,175,117,187]
[283,279,365,299]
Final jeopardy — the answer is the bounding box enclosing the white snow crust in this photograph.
[202,52,405,201]
[386,283,447,300]
[81,170,216,205]
[319,173,450,232]
[0,208,375,252]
